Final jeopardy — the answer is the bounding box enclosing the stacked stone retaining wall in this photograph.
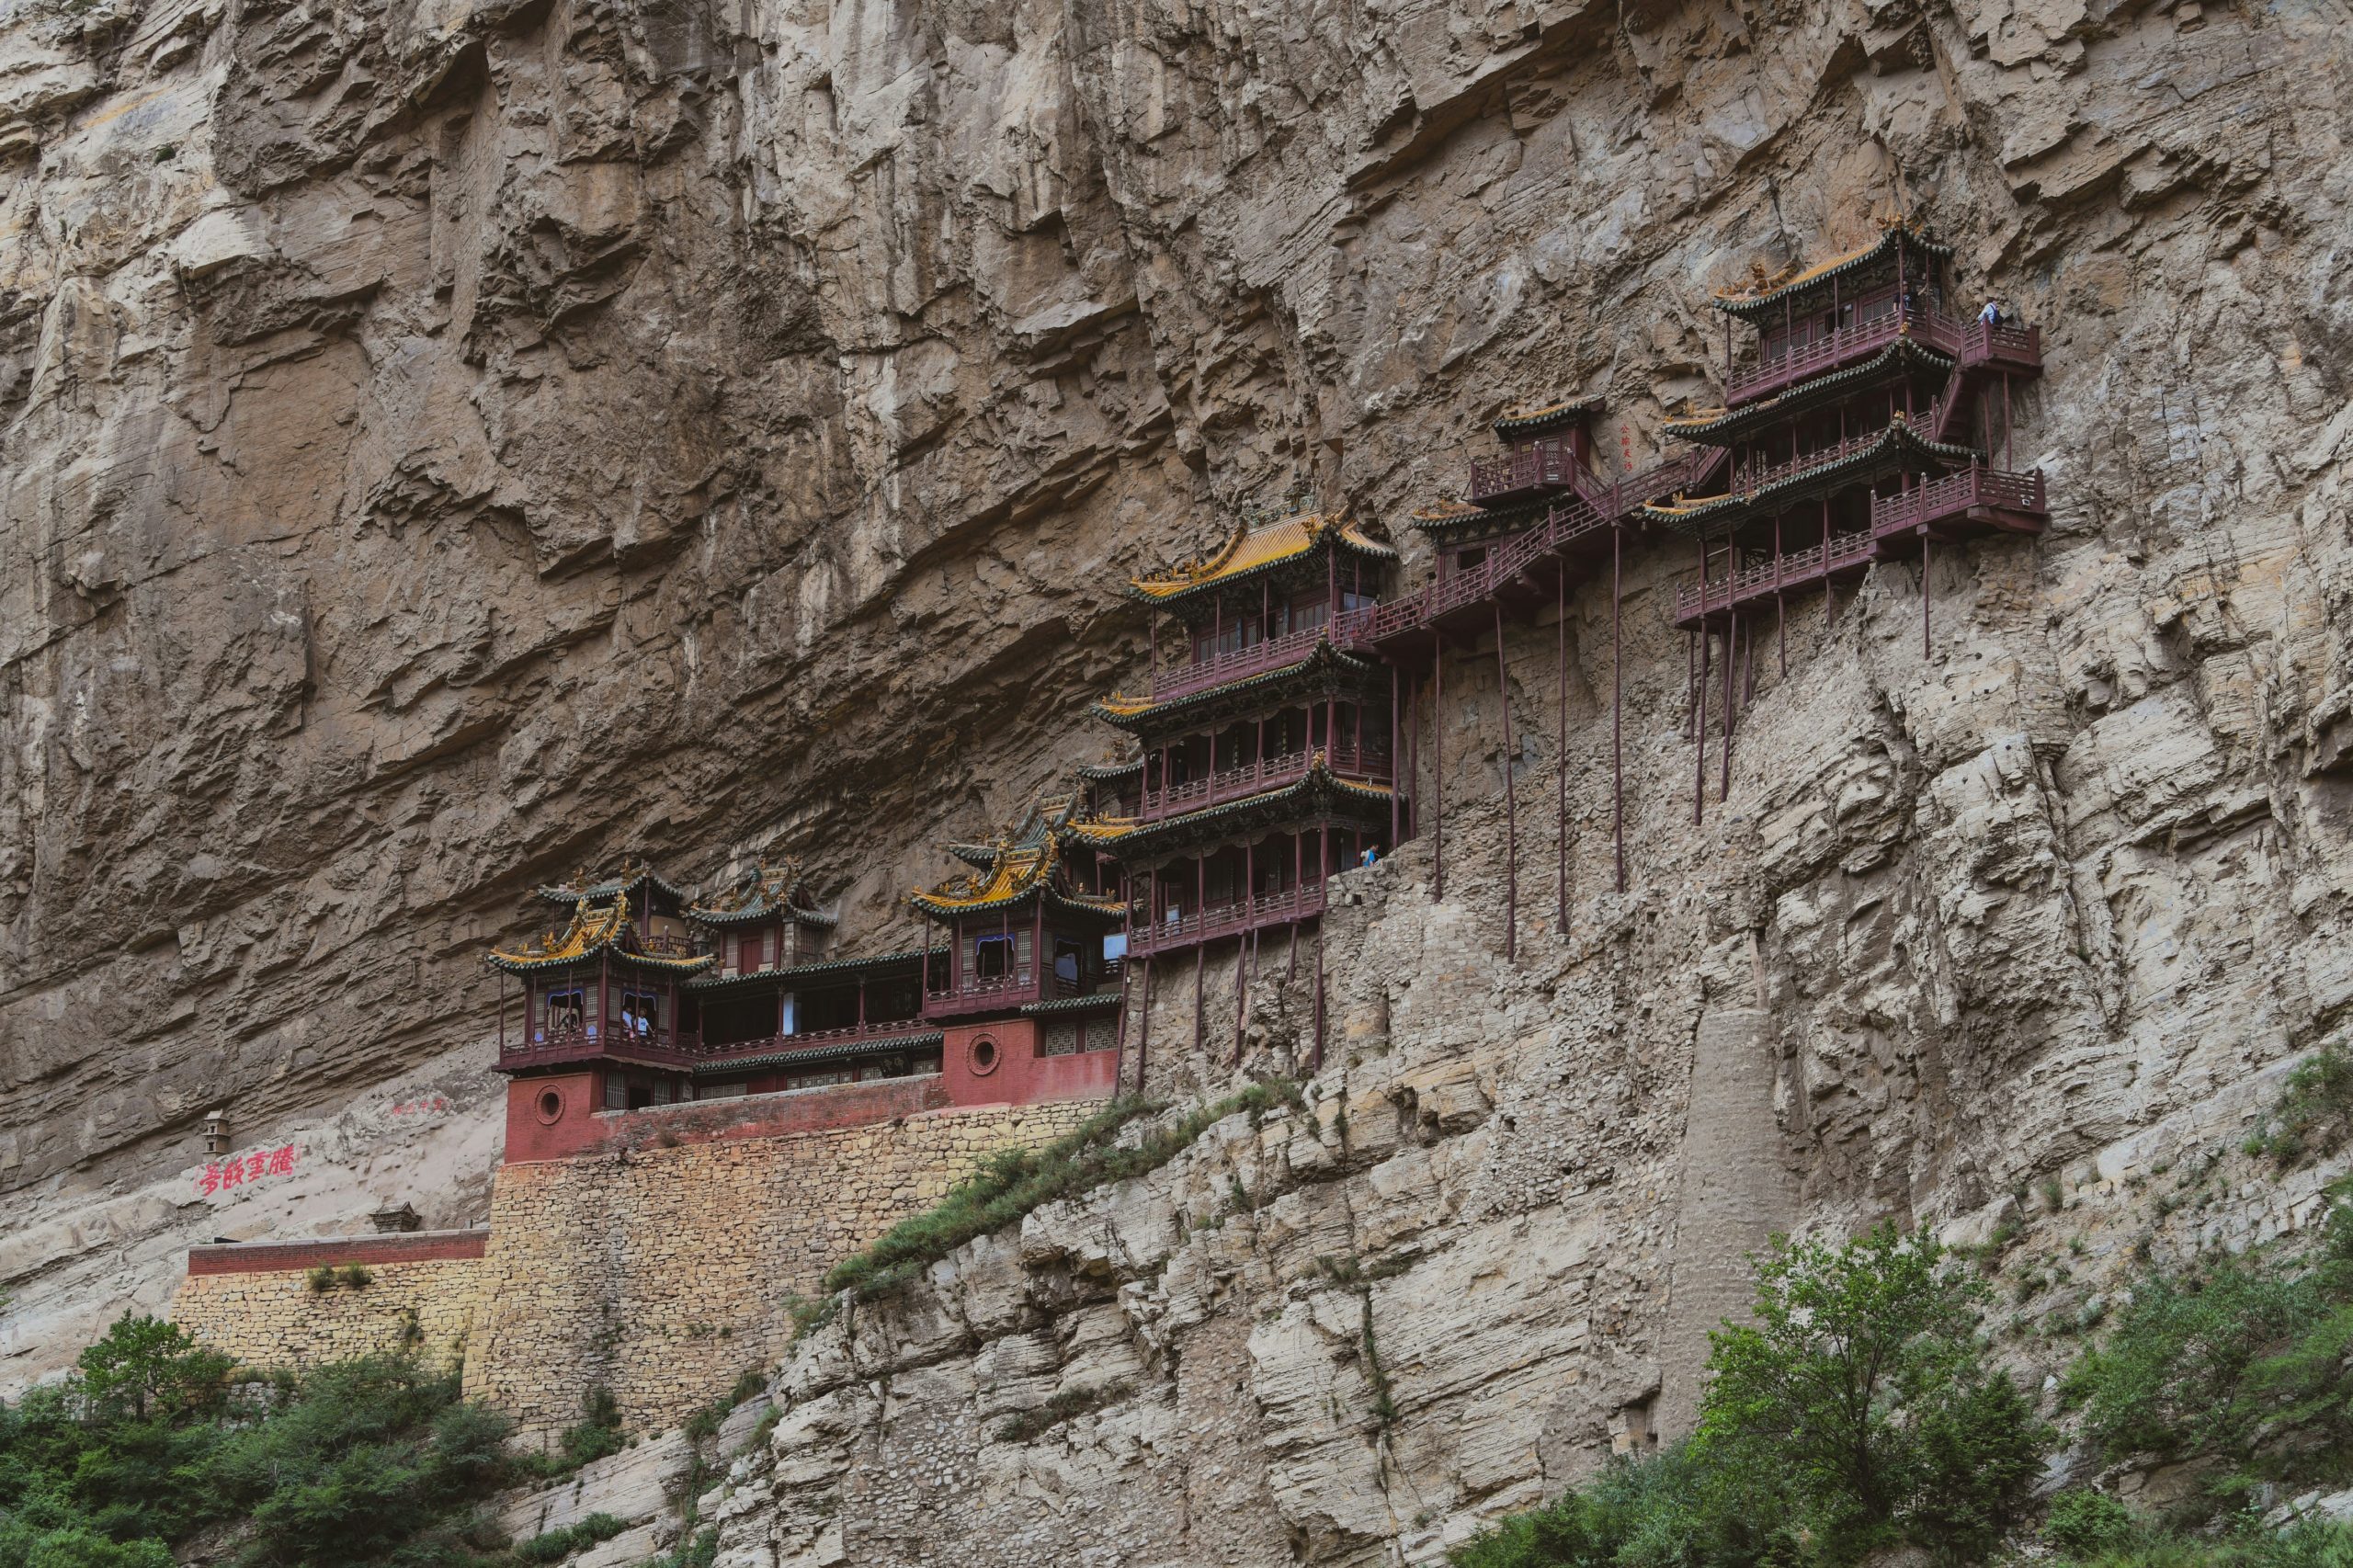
[462,1096,1104,1441]
[171,1231,490,1373]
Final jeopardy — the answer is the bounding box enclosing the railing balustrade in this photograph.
[1467,438,1580,503]
[1129,883,1331,958]
[1868,464,2047,537]
[1672,531,1877,620]
[1726,306,1964,403]
[1142,744,1392,820]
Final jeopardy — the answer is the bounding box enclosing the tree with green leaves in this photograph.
[72,1315,232,1424]
[1697,1222,2045,1562]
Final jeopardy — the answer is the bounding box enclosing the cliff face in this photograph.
[5,0,2352,1551]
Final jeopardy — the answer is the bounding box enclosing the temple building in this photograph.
[488,858,942,1159]
[1063,509,1402,1063]
[909,798,1128,1101]
[1658,218,2047,637]
[680,858,938,1097]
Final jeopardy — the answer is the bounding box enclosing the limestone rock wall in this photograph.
[4,0,2351,1558]
[466,1097,1103,1440]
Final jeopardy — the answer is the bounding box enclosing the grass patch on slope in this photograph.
[799,1081,1303,1333]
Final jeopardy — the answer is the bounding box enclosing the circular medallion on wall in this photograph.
[969,1037,1000,1076]
[534,1086,565,1125]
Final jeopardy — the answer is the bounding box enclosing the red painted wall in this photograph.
[499,1024,1120,1165]
[501,1072,960,1163]
[940,1021,1119,1108]
[187,1230,490,1276]
[503,1070,602,1163]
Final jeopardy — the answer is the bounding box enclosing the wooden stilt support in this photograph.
[1922,528,1932,658]
[1612,525,1625,895]
[1694,625,1710,824]
[1496,601,1517,963]
[1774,514,1787,677]
[1137,956,1153,1094]
[1721,608,1736,803]
[1234,937,1246,1067]
[1312,936,1326,1073]
[1287,920,1298,985]
[1192,943,1204,1058]
[1389,665,1401,846]
[1556,563,1568,936]
[1432,631,1445,899]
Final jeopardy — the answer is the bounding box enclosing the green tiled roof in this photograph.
[693,1032,943,1076]
[1665,338,1957,445]
[684,947,941,994]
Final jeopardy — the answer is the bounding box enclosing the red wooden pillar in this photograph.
[1611,525,1625,894]
[1694,619,1710,825]
[1389,665,1400,845]
[1137,955,1153,1094]
[1432,631,1445,897]
[1555,564,1567,934]
[1721,603,1735,803]
[1495,600,1517,962]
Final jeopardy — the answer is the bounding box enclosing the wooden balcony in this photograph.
[925,969,1121,1019]
[1672,530,1878,630]
[1467,438,1580,504]
[1727,305,1964,406]
[1669,465,2045,629]
[1129,883,1327,959]
[1142,744,1392,821]
[687,1018,939,1068]
[497,1027,701,1074]
[1146,619,1340,704]
[1870,463,2047,540]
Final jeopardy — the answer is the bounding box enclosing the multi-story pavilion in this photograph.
[1086,509,1400,965]
[1652,217,2048,808]
[486,858,947,1156]
[910,798,1128,1100]
[1660,218,2047,634]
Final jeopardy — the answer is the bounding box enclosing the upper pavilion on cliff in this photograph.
[1079,509,1400,964]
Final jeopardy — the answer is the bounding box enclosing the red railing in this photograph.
[684,1018,938,1067]
[1129,883,1328,958]
[498,1027,702,1072]
[1869,464,2047,536]
[1727,305,1964,404]
[1956,319,2041,370]
[1142,744,1392,821]
[1573,447,1724,519]
[1722,429,1885,497]
[1467,438,1580,504]
[926,969,1037,1016]
[1672,531,1878,624]
[1146,621,1334,703]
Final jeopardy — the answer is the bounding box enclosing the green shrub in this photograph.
[1698,1224,2047,1562]
[2247,1047,2353,1165]
[336,1265,373,1290]
[1454,1226,2044,1568]
[306,1267,336,1293]
[2064,1251,2349,1467]
[510,1510,627,1563]
[641,1526,719,1568]
[0,1335,521,1568]
[2044,1490,2138,1555]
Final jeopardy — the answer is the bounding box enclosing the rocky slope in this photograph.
[5,0,2351,1554]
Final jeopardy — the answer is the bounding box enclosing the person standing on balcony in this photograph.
[1979,299,1999,327]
